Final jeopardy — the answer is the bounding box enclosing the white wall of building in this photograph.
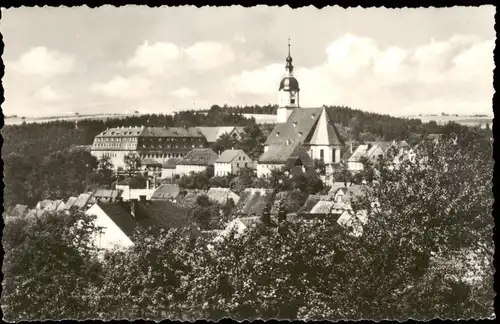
[161,168,177,179]
[115,185,156,201]
[215,162,232,177]
[308,146,341,164]
[276,106,294,123]
[257,163,283,178]
[91,150,132,169]
[85,204,134,251]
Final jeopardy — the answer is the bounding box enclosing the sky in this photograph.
[1,5,495,118]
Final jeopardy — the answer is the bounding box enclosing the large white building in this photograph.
[261,40,345,175]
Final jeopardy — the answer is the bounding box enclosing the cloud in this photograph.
[10,47,76,77]
[32,86,69,101]
[227,63,283,95]
[171,87,197,98]
[91,75,154,99]
[127,41,181,74]
[184,41,235,70]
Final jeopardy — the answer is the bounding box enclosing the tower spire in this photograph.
[285,37,294,75]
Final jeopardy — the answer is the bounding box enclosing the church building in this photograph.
[259,40,345,177]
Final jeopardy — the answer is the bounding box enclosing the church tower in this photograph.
[277,38,300,123]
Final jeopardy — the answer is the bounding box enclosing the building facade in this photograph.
[214,149,253,177]
[91,126,207,169]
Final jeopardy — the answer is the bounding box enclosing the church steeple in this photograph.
[285,37,294,75]
[277,38,300,122]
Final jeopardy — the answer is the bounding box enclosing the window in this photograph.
[320,149,324,161]
[332,149,336,162]
[291,99,295,104]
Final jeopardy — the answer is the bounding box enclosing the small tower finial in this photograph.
[288,37,291,57]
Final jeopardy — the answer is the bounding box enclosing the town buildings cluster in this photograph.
[8,41,419,252]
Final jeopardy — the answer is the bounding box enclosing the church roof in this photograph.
[309,108,345,146]
[265,108,322,145]
[265,107,344,147]
[259,142,303,164]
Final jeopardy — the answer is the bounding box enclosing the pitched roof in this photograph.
[310,201,345,215]
[162,158,181,169]
[298,195,329,214]
[96,203,138,238]
[196,126,236,143]
[178,190,206,208]
[97,126,145,137]
[347,145,369,162]
[328,182,349,195]
[140,127,204,138]
[178,148,218,166]
[43,199,64,212]
[73,193,93,209]
[94,189,123,200]
[151,184,181,200]
[365,141,392,151]
[207,187,240,205]
[215,149,249,163]
[142,158,162,165]
[259,142,303,163]
[265,108,322,145]
[265,107,344,147]
[136,200,193,230]
[309,108,345,146]
[236,188,274,215]
[62,196,78,210]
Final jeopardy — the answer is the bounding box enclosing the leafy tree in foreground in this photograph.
[1,210,101,321]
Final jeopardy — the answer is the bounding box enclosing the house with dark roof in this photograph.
[214,149,253,177]
[257,141,315,178]
[176,148,219,177]
[151,183,181,202]
[85,199,197,251]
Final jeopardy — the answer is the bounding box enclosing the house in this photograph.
[214,149,253,177]
[85,203,136,250]
[345,142,389,173]
[328,182,349,196]
[257,142,315,178]
[85,199,197,251]
[236,188,275,216]
[176,148,219,177]
[161,158,180,179]
[115,184,156,202]
[151,184,181,202]
[93,189,123,203]
[206,187,240,206]
[196,126,245,144]
[140,158,163,177]
[297,195,328,215]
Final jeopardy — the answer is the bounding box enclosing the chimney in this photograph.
[130,200,136,218]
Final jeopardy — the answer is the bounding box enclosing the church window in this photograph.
[291,99,295,104]
[332,149,336,162]
[320,149,324,161]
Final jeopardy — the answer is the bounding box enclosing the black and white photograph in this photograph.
[0,5,495,321]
